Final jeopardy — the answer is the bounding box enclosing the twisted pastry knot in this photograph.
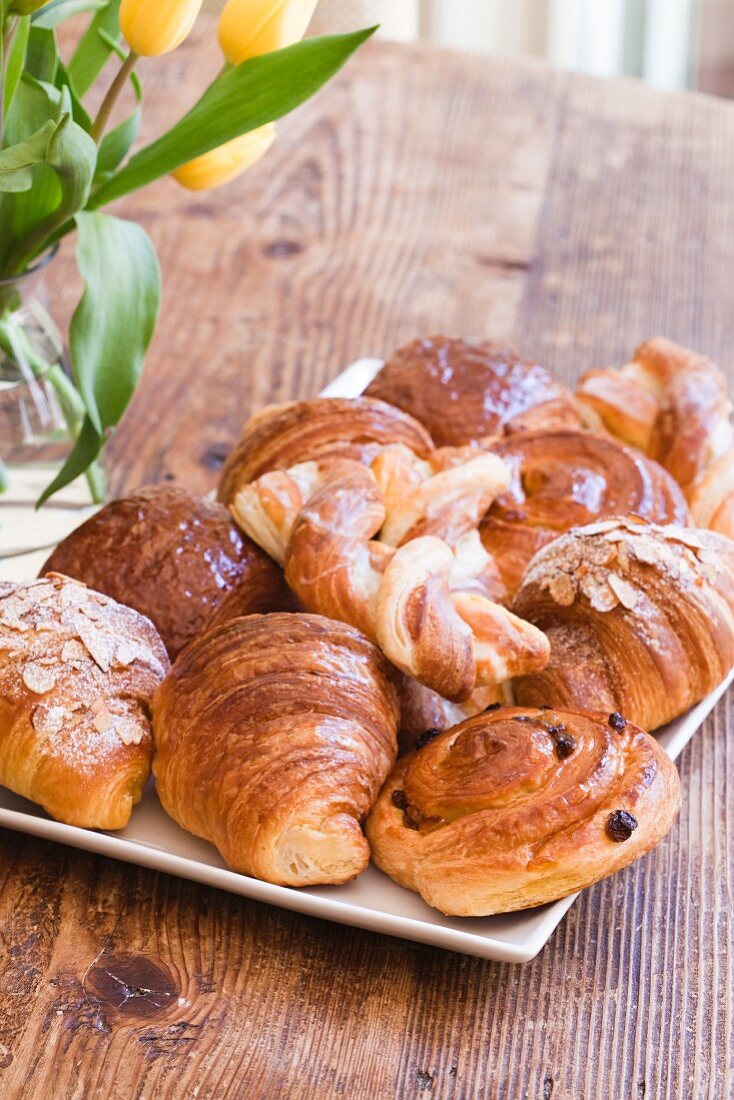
[217,396,434,507]
[152,614,399,887]
[364,335,587,446]
[575,338,734,535]
[365,706,681,916]
[512,517,734,730]
[480,429,690,598]
[231,448,550,701]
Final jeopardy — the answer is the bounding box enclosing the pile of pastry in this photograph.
[2,334,733,918]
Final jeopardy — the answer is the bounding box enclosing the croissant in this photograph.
[366,705,680,915]
[364,335,586,446]
[513,517,734,730]
[152,613,399,886]
[480,430,689,597]
[42,486,291,659]
[575,337,733,493]
[217,396,434,505]
[0,574,169,829]
[234,459,549,700]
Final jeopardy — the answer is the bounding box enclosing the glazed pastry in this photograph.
[366,705,680,916]
[234,459,549,700]
[0,574,168,829]
[217,396,434,505]
[689,451,734,538]
[480,430,689,597]
[153,613,399,886]
[395,676,505,755]
[576,337,733,493]
[42,485,291,658]
[513,517,734,730]
[364,336,585,446]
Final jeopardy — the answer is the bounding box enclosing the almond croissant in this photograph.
[152,613,399,886]
[366,705,680,915]
[512,517,734,730]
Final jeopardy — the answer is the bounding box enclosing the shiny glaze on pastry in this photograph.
[153,613,399,886]
[217,396,434,505]
[365,336,583,446]
[513,517,734,729]
[366,705,680,915]
[42,485,291,658]
[480,430,690,596]
[0,574,168,829]
[576,337,733,492]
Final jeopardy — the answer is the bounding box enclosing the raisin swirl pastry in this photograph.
[480,430,689,597]
[217,396,434,505]
[366,706,680,915]
[365,336,586,446]
[153,613,399,886]
[513,518,734,730]
[42,486,291,659]
[0,574,169,829]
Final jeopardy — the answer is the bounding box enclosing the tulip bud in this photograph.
[120,0,203,58]
[218,0,319,66]
[172,123,277,191]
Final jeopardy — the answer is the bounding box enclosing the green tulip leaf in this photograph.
[37,415,102,506]
[3,15,30,112]
[95,69,141,181]
[67,0,120,96]
[25,25,57,82]
[33,0,106,29]
[91,27,377,207]
[0,118,56,192]
[70,211,160,436]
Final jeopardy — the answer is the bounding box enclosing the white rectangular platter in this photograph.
[1,356,731,963]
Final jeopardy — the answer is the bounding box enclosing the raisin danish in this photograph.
[0,574,168,829]
[513,518,734,730]
[366,706,680,915]
[153,613,399,886]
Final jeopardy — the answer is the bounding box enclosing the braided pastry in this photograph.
[512,518,734,730]
[576,337,733,494]
[365,335,586,445]
[480,430,689,597]
[42,486,292,658]
[233,459,549,701]
[366,705,680,915]
[217,396,434,505]
[153,613,399,886]
[0,574,168,829]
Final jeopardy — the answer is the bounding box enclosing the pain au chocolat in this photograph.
[366,705,680,916]
[0,574,168,829]
[365,336,585,446]
[480,430,689,597]
[42,485,290,659]
[513,517,734,730]
[153,613,399,887]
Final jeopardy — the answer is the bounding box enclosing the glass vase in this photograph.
[0,249,100,574]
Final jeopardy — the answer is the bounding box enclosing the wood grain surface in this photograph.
[2,18,734,1099]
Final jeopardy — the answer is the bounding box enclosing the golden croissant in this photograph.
[513,517,734,730]
[0,574,169,829]
[575,338,734,540]
[152,613,399,886]
[366,705,680,915]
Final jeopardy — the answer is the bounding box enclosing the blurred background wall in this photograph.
[205,0,734,96]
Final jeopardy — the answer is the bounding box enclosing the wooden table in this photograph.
[2,20,734,1099]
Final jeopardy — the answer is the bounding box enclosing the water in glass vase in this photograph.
[0,250,98,579]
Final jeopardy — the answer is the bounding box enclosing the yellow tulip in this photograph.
[120,0,203,58]
[218,0,319,65]
[172,124,277,191]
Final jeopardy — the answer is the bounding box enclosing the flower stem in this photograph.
[91,50,138,144]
